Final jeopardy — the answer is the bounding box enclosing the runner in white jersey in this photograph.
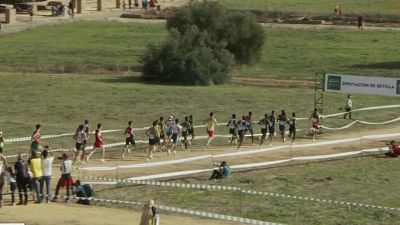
[169,119,182,156]
[165,116,175,144]
[227,114,238,146]
[73,125,87,164]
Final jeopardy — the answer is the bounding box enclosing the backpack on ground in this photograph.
[82,184,93,197]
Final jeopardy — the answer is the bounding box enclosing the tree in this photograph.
[141,27,234,85]
[166,1,265,64]
[140,1,265,85]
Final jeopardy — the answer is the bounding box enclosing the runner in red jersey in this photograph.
[310,108,320,141]
[122,121,135,159]
[86,123,106,163]
[203,112,217,150]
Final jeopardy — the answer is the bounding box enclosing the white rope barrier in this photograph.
[84,173,400,212]
[88,197,284,225]
[321,117,400,130]
[122,147,386,180]
[3,105,400,144]
[75,132,400,171]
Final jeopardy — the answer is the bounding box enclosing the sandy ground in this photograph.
[1,126,397,225]
[0,203,240,225]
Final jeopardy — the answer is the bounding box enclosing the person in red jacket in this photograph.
[385,140,399,158]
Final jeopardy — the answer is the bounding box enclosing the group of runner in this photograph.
[227,110,300,150]
[2,109,322,163]
[145,115,196,160]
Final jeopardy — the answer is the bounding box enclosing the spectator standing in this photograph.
[358,16,363,29]
[0,130,5,154]
[343,95,352,119]
[28,151,43,204]
[41,148,54,203]
[53,153,74,202]
[4,166,17,206]
[140,199,159,225]
[68,0,74,19]
[14,153,29,205]
[0,154,6,208]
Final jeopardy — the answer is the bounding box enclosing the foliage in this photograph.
[141,27,234,85]
[166,1,265,64]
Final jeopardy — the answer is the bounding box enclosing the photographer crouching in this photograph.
[384,140,399,158]
[209,161,230,180]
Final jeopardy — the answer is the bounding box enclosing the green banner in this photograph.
[326,75,341,91]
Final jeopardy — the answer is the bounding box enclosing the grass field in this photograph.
[1,21,399,79]
[218,0,400,16]
[97,155,400,225]
[1,73,399,155]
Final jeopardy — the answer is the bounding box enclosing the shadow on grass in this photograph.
[96,75,143,83]
[352,61,400,70]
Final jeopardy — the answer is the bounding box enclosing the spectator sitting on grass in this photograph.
[384,140,399,158]
[74,180,93,205]
[209,161,230,180]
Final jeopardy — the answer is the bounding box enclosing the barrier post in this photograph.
[5,8,16,24]
[97,0,102,11]
[76,0,84,13]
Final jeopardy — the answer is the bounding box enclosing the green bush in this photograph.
[141,27,234,85]
[141,1,264,85]
[166,1,265,64]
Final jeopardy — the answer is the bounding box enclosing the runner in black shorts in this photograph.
[145,121,159,161]
[122,121,135,159]
[169,119,181,156]
[81,120,90,161]
[258,113,270,146]
[188,115,195,143]
[158,116,166,151]
[237,116,246,150]
[227,114,238,146]
[268,110,276,145]
[181,116,191,150]
[244,111,254,144]
[288,112,296,144]
[277,110,287,143]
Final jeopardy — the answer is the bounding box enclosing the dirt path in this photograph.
[0,203,240,225]
[2,0,400,36]
[260,22,400,31]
